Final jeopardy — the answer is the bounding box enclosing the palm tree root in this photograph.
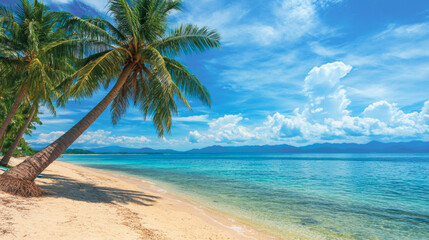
[0,174,44,197]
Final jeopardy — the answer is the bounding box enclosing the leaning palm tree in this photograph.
[0,100,40,155]
[0,0,220,197]
[0,100,37,166]
[0,54,71,167]
[0,94,16,153]
[0,85,24,153]
[0,100,41,165]
[0,64,66,167]
[0,0,76,140]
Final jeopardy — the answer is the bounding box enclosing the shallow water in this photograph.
[61,153,429,239]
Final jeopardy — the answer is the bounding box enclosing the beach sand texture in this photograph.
[0,158,278,240]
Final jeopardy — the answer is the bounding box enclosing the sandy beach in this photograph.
[0,157,278,240]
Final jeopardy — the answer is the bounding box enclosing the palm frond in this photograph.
[42,38,114,59]
[153,24,220,56]
[110,74,133,125]
[108,0,139,40]
[164,57,211,106]
[69,47,129,99]
[136,78,177,137]
[84,17,127,43]
[141,46,172,85]
[57,13,122,45]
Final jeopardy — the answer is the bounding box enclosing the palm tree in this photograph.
[0,102,37,166]
[0,0,76,141]
[0,0,220,197]
[0,73,64,167]
[0,99,40,156]
[0,94,14,153]
[1,102,41,154]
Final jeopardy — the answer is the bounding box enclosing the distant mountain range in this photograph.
[64,141,429,154]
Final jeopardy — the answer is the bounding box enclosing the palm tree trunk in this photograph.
[0,102,37,167]
[0,135,5,154]
[0,64,134,197]
[0,86,27,140]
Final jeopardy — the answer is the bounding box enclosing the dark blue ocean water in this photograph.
[61,153,429,239]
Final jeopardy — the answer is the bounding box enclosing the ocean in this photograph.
[60,153,429,239]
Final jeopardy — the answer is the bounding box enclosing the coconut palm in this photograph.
[0,100,40,161]
[0,102,37,166]
[0,0,220,197]
[0,0,76,141]
[0,98,40,157]
[0,69,66,167]
[0,94,15,153]
[0,55,72,167]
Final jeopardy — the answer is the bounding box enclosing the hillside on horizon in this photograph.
[63,140,429,154]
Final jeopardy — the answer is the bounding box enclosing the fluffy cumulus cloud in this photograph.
[30,130,150,148]
[422,101,429,124]
[189,61,429,145]
[302,61,352,120]
[29,131,66,144]
[188,115,254,143]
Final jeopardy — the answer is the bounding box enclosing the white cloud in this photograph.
[28,131,66,144]
[30,130,151,147]
[302,61,352,120]
[208,114,254,142]
[176,1,249,45]
[189,62,429,145]
[46,0,108,12]
[269,0,341,43]
[188,130,202,143]
[176,0,340,46]
[274,0,318,41]
[126,114,209,122]
[244,25,282,46]
[362,101,399,123]
[309,41,344,57]
[39,106,78,117]
[188,114,254,143]
[51,0,340,46]
[376,23,429,40]
[48,0,72,3]
[174,115,209,122]
[76,130,151,146]
[41,119,74,124]
[255,112,304,140]
[421,101,429,125]
[307,21,429,109]
[38,106,79,125]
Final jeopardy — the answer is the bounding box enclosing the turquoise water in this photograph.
[61,153,429,239]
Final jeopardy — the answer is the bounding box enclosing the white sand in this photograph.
[0,157,280,240]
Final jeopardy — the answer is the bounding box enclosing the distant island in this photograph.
[62,141,429,154]
[64,149,96,154]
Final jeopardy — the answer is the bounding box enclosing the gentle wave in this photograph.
[61,153,429,239]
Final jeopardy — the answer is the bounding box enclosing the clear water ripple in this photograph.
[61,153,429,240]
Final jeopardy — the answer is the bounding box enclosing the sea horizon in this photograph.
[49,140,429,154]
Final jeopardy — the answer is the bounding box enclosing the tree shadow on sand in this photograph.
[38,174,160,206]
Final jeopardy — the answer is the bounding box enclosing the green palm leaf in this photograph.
[69,47,130,99]
[153,24,221,56]
[164,57,211,106]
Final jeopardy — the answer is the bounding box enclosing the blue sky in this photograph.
[3,0,429,150]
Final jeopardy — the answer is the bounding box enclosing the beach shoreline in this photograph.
[0,157,280,240]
